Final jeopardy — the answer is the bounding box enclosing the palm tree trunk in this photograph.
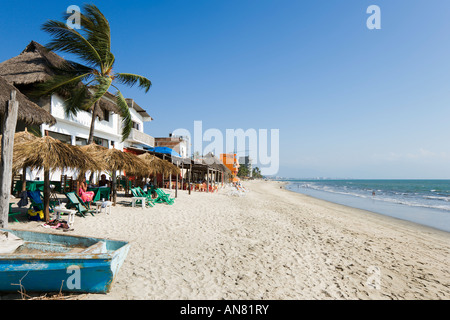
[87,101,100,144]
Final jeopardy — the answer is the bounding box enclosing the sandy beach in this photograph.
[6,180,450,300]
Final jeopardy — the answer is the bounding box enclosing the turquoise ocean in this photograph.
[284,179,450,233]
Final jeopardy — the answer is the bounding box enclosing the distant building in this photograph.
[220,153,239,181]
[154,134,189,158]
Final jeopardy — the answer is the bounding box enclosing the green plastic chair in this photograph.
[136,187,156,207]
[8,203,21,223]
[65,192,95,217]
[131,188,152,207]
[154,188,175,205]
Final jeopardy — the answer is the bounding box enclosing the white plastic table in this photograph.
[95,201,112,214]
[131,197,146,209]
[53,207,76,227]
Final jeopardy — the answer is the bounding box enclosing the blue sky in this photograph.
[2,0,450,178]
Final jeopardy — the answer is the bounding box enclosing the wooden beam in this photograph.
[188,162,192,195]
[206,168,209,193]
[0,91,19,228]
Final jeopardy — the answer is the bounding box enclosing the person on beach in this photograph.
[99,174,110,187]
[79,178,94,203]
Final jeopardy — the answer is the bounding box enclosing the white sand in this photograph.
[9,180,450,299]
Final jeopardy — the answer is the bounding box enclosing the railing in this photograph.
[127,128,155,147]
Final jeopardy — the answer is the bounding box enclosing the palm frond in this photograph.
[34,73,92,97]
[114,73,152,93]
[83,76,112,112]
[61,4,113,72]
[63,85,91,117]
[114,89,133,141]
[41,19,103,68]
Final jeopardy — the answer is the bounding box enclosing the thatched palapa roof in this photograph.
[0,41,119,118]
[203,152,231,173]
[12,136,102,174]
[138,153,181,176]
[0,41,67,86]
[80,143,151,176]
[0,76,56,125]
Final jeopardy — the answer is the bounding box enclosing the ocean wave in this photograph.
[423,196,450,202]
[289,182,450,212]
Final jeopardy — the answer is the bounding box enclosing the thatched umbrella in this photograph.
[79,144,150,204]
[12,136,102,221]
[11,130,39,194]
[138,153,180,176]
[0,76,56,126]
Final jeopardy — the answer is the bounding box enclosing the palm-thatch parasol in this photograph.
[0,76,56,126]
[138,153,180,176]
[13,136,102,221]
[0,129,41,194]
[79,144,150,204]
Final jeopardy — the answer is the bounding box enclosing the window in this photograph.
[93,136,109,148]
[47,131,71,144]
[102,109,110,122]
[132,121,140,131]
[75,137,88,146]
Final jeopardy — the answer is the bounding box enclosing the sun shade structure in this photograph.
[138,152,181,176]
[80,144,151,204]
[12,136,102,221]
[0,129,39,152]
[0,76,55,126]
[0,41,118,118]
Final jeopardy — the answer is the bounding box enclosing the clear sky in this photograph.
[2,0,450,179]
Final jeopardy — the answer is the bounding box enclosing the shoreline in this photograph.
[280,181,450,236]
[4,180,450,300]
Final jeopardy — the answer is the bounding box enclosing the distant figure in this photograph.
[372,191,376,196]
[99,174,110,187]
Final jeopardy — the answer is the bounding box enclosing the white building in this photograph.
[0,41,155,182]
[41,94,154,152]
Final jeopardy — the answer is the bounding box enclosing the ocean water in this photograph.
[285,179,450,233]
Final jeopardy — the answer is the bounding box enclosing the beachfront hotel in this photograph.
[0,41,232,189]
[0,41,156,180]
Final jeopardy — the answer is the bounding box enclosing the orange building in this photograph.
[220,153,240,182]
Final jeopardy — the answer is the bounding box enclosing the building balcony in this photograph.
[126,128,155,148]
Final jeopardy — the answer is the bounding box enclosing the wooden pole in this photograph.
[181,163,184,191]
[206,168,209,193]
[112,170,117,205]
[43,168,50,222]
[175,167,178,198]
[0,90,19,228]
[188,162,192,195]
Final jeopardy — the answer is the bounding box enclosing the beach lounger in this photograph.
[65,192,95,217]
[154,188,175,205]
[27,190,45,212]
[136,187,156,207]
[8,203,22,223]
[130,188,153,207]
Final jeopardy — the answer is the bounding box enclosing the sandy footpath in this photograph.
[8,180,450,300]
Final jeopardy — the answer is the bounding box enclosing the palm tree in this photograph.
[37,4,151,143]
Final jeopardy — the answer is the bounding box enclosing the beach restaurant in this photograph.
[123,146,231,196]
